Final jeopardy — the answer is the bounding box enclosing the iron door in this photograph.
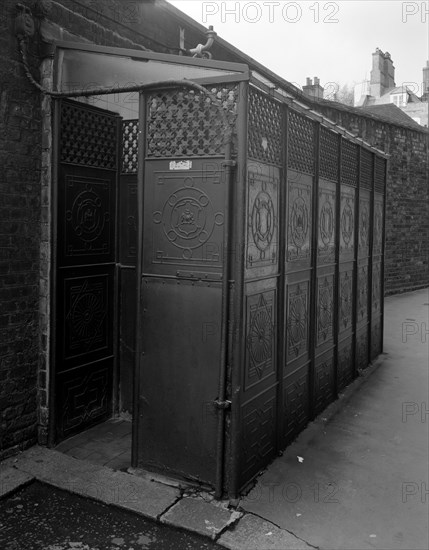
[136,85,238,485]
[54,100,120,441]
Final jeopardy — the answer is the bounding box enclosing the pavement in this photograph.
[1,288,428,550]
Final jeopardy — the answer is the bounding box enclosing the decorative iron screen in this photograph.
[320,127,339,182]
[122,120,139,174]
[288,110,315,175]
[374,157,386,192]
[248,87,282,165]
[341,140,358,187]
[60,102,118,169]
[360,149,373,189]
[146,85,238,158]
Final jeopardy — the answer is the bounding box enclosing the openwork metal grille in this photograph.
[60,102,118,169]
[360,149,373,189]
[341,140,358,187]
[374,157,386,192]
[320,127,339,182]
[288,110,315,174]
[248,88,282,165]
[122,120,139,173]
[147,85,238,158]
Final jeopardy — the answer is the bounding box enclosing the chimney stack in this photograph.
[423,60,429,98]
[303,76,324,100]
[370,47,395,98]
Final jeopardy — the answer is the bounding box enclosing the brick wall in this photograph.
[311,105,429,295]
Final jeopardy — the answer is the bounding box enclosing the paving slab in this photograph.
[218,513,313,550]
[0,467,34,497]
[161,496,238,539]
[9,445,180,520]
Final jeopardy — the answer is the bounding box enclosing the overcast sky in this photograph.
[168,0,428,97]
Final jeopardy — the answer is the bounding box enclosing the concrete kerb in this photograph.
[0,356,386,548]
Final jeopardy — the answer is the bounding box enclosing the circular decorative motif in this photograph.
[68,188,106,242]
[341,202,354,246]
[319,200,334,246]
[290,196,309,248]
[157,186,221,250]
[248,309,272,367]
[71,292,102,339]
[360,205,369,245]
[251,191,275,252]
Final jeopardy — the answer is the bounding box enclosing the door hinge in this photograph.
[213,399,231,410]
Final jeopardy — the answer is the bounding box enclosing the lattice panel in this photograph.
[341,140,358,187]
[314,356,335,415]
[245,290,276,389]
[286,282,309,361]
[320,127,339,182]
[122,120,139,173]
[337,341,354,391]
[248,88,282,165]
[246,170,279,271]
[374,157,386,192]
[147,85,238,158]
[60,102,118,169]
[288,110,315,174]
[241,388,276,486]
[339,270,353,332]
[360,149,373,189]
[287,180,312,263]
[317,275,334,345]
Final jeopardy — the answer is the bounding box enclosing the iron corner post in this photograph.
[333,134,342,399]
[228,79,249,503]
[132,92,147,468]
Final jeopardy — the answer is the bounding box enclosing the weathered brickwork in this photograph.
[313,105,428,295]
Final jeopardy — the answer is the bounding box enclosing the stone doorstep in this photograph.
[0,446,310,549]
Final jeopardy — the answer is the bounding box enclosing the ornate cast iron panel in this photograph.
[288,110,315,175]
[246,165,279,278]
[143,161,226,277]
[287,176,313,266]
[318,181,336,264]
[313,353,335,416]
[373,193,384,257]
[240,385,277,488]
[356,326,369,370]
[119,178,137,266]
[282,366,310,446]
[320,127,339,182]
[339,186,356,260]
[357,263,369,323]
[146,85,238,158]
[374,157,386,193]
[58,171,116,266]
[286,281,309,362]
[372,261,382,314]
[371,316,382,360]
[358,191,371,258]
[337,339,354,392]
[360,149,373,190]
[248,88,282,165]
[56,359,113,440]
[244,289,277,390]
[55,100,119,441]
[339,269,353,334]
[317,275,334,346]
